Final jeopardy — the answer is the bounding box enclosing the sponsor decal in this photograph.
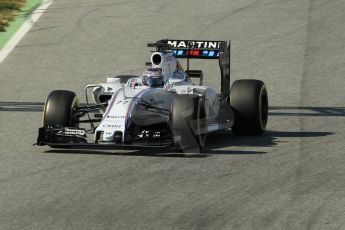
[103,124,122,128]
[107,115,125,119]
[116,99,130,104]
[167,40,222,49]
[173,49,219,57]
[104,119,122,124]
[57,128,86,136]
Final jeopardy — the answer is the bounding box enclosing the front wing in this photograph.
[36,126,173,149]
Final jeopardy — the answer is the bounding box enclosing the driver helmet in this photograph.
[141,68,165,88]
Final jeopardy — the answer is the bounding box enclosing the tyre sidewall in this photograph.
[230,80,268,135]
[43,90,79,127]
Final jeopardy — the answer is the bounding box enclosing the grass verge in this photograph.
[0,0,26,31]
[0,0,42,49]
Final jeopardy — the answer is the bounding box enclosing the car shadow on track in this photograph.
[44,130,333,158]
[269,106,345,117]
[204,130,334,154]
[44,149,210,158]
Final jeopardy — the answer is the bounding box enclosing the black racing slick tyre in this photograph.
[43,90,79,127]
[230,80,268,135]
[170,94,207,151]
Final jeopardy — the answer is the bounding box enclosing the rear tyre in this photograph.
[43,90,79,127]
[230,80,268,135]
[170,94,207,151]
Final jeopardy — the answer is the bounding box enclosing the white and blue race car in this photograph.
[36,39,268,151]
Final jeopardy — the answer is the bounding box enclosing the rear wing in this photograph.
[148,39,231,99]
[148,39,228,59]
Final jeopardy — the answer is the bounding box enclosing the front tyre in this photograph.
[43,90,79,127]
[230,80,268,135]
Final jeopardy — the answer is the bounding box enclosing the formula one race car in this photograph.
[36,39,268,151]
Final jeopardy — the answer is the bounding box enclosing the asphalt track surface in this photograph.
[0,0,345,229]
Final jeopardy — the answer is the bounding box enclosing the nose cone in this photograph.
[95,87,147,142]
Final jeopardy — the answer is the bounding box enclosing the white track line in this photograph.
[0,0,53,64]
